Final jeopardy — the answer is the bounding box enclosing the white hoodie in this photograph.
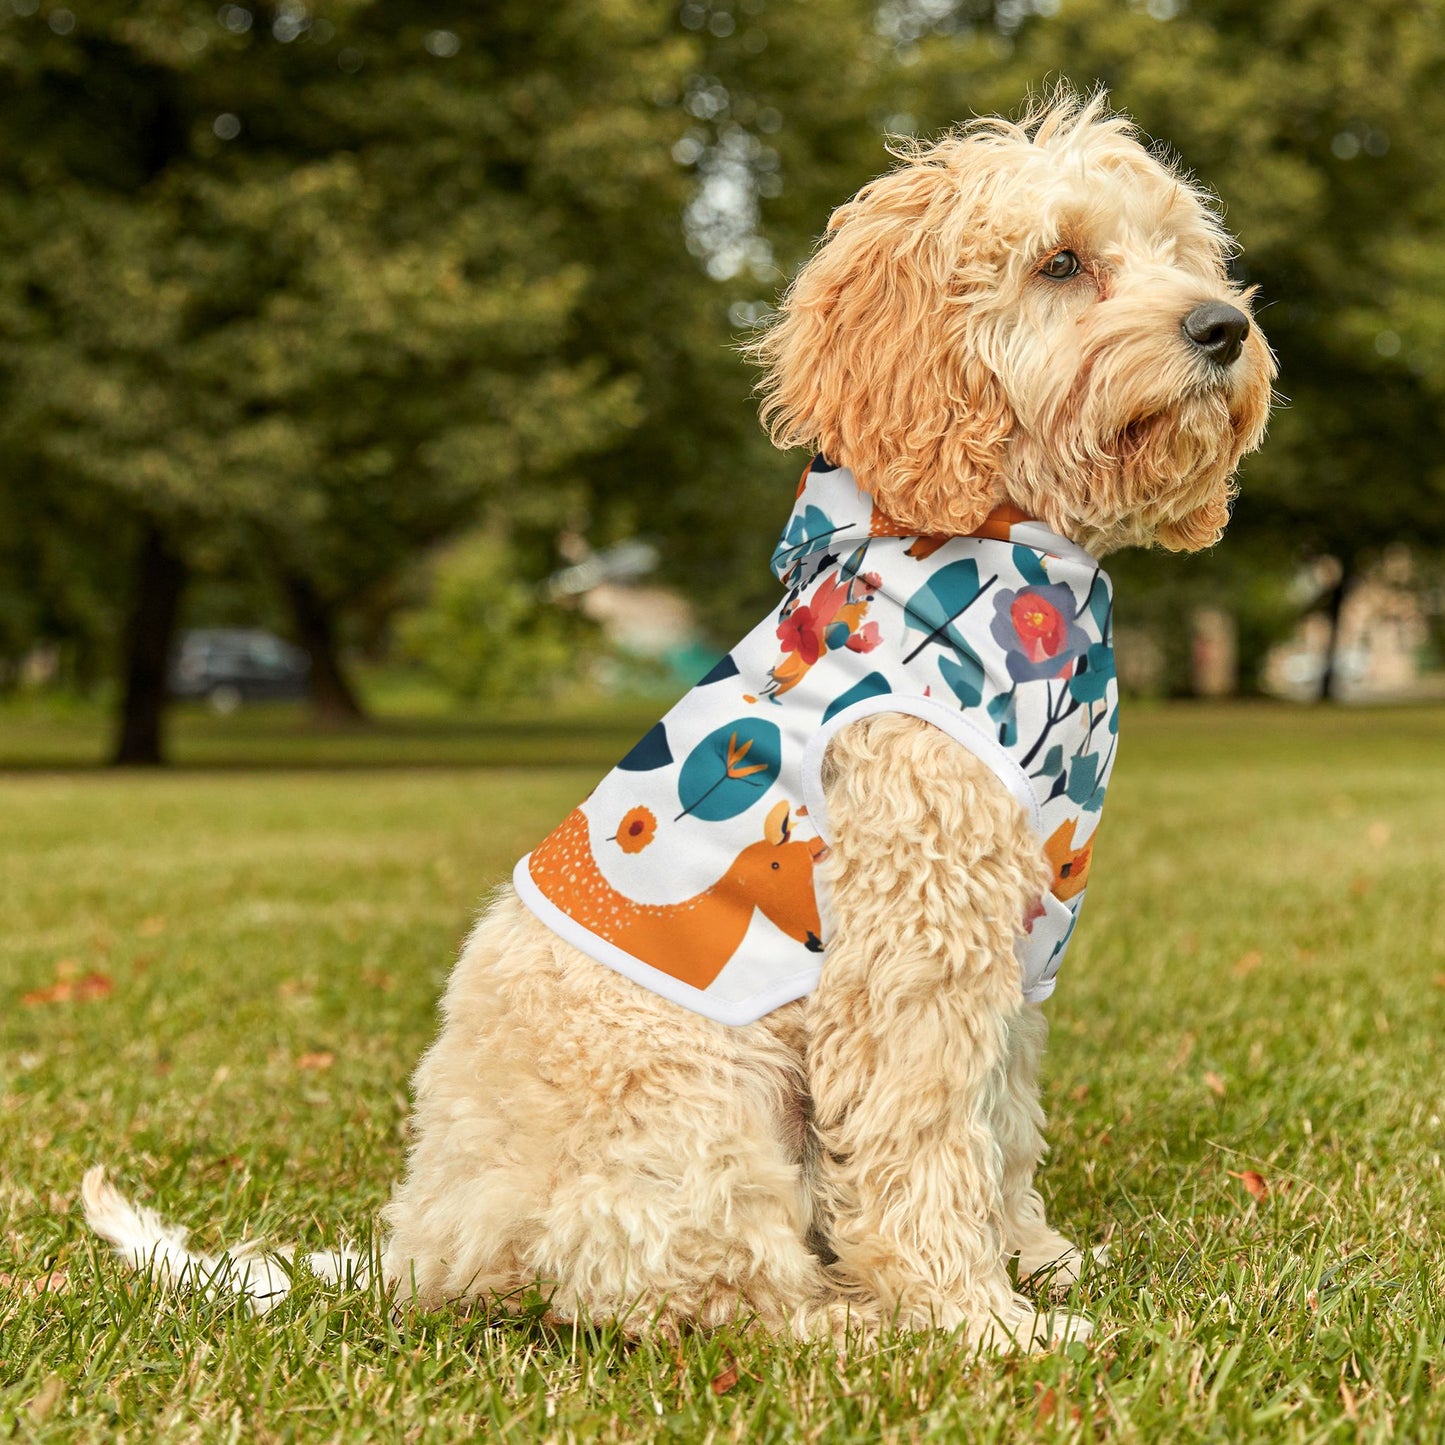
[514,457,1119,1026]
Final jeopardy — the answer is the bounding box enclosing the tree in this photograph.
[0,1,694,759]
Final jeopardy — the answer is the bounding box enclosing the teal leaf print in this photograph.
[1087,572,1111,634]
[902,559,998,664]
[1037,744,1064,778]
[822,672,891,724]
[938,651,984,708]
[1012,545,1050,588]
[771,505,842,575]
[987,687,1018,747]
[1068,643,1116,705]
[676,719,782,821]
[1065,752,1100,807]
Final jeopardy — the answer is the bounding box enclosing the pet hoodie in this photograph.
[513,456,1119,1026]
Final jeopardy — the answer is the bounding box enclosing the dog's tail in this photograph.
[81,1165,368,1315]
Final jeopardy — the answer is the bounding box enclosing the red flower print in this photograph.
[1009,592,1067,662]
[991,583,1091,684]
[777,604,823,665]
[845,622,882,653]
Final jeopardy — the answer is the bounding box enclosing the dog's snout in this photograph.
[1182,301,1250,367]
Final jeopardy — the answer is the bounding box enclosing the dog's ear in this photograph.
[748,150,1012,535]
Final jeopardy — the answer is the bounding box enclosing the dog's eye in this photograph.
[1041,250,1081,280]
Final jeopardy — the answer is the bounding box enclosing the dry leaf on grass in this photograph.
[295,1051,334,1071]
[1364,822,1391,849]
[138,915,167,937]
[27,1375,65,1424]
[710,1358,740,1396]
[1228,1169,1269,1201]
[1167,1033,1196,1073]
[1232,950,1263,977]
[1034,1386,1058,1424]
[0,1268,70,1299]
[1204,1070,1227,1098]
[21,971,114,1007]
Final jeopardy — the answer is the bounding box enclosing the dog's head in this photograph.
[750,89,1275,555]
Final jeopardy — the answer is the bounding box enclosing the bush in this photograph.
[396,532,597,705]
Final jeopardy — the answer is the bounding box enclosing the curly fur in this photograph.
[85,88,1272,1353]
[748,90,1273,555]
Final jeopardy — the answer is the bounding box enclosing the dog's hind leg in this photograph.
[804,714,1091,1350]
[383,890,833,1337]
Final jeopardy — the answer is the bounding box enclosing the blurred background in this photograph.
[2,0,1443,766]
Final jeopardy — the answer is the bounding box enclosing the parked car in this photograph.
[169,629,310,712]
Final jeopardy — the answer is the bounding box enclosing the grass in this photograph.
[2,700,1444,1442]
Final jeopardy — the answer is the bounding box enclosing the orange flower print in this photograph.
[615,806,657,854]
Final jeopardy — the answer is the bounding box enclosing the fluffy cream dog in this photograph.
[86,91,1273,1351]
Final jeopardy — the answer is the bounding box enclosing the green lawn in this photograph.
[2,703,1444,1442]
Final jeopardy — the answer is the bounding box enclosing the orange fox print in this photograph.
[529,800,826,991]
[1042,817,1093,901]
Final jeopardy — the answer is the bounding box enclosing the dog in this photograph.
[85,89,1273,1351]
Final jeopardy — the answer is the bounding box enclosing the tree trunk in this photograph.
[1317,556,1355,703]
[112,524,187,766]
[281,571,366,725]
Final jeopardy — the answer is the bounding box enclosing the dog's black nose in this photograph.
[1182,302,1250,367]
[805,931,825,954]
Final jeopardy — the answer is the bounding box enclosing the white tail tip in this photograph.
[81,1166,368,1315]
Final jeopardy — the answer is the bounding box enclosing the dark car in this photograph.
[170,629,311,712]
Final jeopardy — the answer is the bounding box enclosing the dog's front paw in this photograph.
[1018,1240,1110,1293]
[972,1295,1093,1353]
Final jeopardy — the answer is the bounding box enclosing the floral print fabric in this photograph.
[514,458,1119,1026]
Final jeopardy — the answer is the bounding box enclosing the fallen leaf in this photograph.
[1070,1083,1090,1103]
[277,978,315,998]
[1034,1386,1058,1425]
[1167,1033,1196,1073]
[27,1375,64,1423]
[1232,950,1263,977]
[361,969,394,992]
[1434,974,1445,990]
[1349,875,1372,898]
[1229,1169,1268,1201]
[1365,822,1391,849]
[138,915,167,937]
[0,1268,69,1299]
[21,972,113,1007]
[1204,1070,1227,1098]
[295,1051,334,1071]
[711,1357,740,1396]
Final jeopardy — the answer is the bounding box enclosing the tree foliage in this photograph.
[2,0,1442,737]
